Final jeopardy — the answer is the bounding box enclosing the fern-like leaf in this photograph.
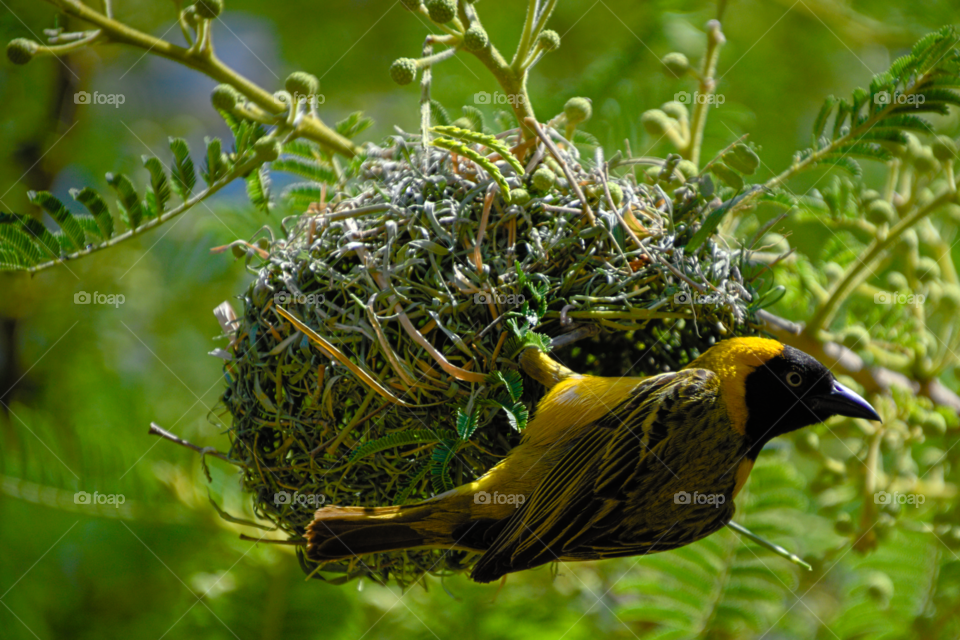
[349,429,456,463]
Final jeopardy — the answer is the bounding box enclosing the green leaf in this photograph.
[169,137,196,202]
[141,157,170,218]
[349,429,456,463]
[812,96,837,141]
[460,105,485,132]
[429,99,451,126]
[28,191,86,251]
[71,187,114,238]
[335,111,374,139]
[245,163,272,214]
[429,439,459,493]
[455,408,479,440]
[202,137,229,185]
[0,216,43,266]
[271,158,338,184]
[281,182,325,208]
[105,173,144,230]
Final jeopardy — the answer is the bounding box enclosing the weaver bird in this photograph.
[306,337,880,583]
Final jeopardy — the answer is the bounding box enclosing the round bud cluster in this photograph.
[531,166,556,191]
[6,38,38,65]
[641,110,674,137]
[425,0,456,24]
[390,58,418,86]
[463,25,489,51]
[563,97,592,125]
[607,182,624,207]
[537,30,560,52]
[211,84,241,111]
[508,188,531,205]
[193,0,224,19]
[285,71,319,99]
[253,137,282,161]
[661,52,689,78]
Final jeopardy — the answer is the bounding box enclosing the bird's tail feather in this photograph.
[306,503,453,561]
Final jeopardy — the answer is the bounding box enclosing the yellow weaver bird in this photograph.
[306,337,880,583]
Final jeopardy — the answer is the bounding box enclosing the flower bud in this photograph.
[425,0,456,24]
[253,137,281,161]
[390,58,418,86]
[723,144,760,175]
[607,182,624,207]
[641,111,676,138]
[508,188,531,205]
[531,166,556,191]
[211,84,240,111]
[564,97,592,125]
[6,38,38,65]
[285,71,319,99]
[661,52,689,78]
[537,30,560,52]
[464,25,489,51]
[660,101,688,122]
[932,135,957,161]
[400,0,422,10]
[193,0,223,19]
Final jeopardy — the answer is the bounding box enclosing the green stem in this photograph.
[683,20,725,167]
[49,0,359,158]
[806,185,958,334]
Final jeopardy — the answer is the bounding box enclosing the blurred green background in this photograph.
[2,1,960,638]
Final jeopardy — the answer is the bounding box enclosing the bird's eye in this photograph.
[785,371,803,387]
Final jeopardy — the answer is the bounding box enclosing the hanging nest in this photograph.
[218,124,772,587]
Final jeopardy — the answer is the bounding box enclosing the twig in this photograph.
[148,422,245,466]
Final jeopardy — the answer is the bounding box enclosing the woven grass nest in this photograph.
[219,123,769,586]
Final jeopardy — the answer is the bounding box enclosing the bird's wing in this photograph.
[470,368,722,583]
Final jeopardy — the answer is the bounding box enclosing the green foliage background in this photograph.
[1,1,960,638]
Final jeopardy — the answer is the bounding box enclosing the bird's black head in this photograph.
[743,344,881,457]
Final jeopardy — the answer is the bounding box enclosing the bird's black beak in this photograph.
[815,381,882,422]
